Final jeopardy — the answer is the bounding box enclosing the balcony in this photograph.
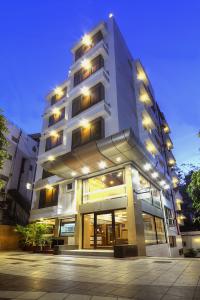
[48,107,65,127]
[139,83,153,106]
[142,110,156,132]
[145,139,158,156]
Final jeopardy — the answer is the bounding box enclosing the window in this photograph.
[164,206,175,226]
[74,55,104,86]
[60,217,75,236]
[137,174,161,208]
[142,213,166,245]
[67,183,73,190]
[72,117,104,149]
[48,107,65,127]
[169,236,177,248]
[51,86,67,106]
[39,185,59,208]
[42,169,53,179]
[72,83,105,117]
[75,30,103,61]
[12,136,19,143]
[45,130,63,151]
[83,170,125,203]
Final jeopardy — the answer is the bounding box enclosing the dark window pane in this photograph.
[45,130,63,151]
[39,185,59,208]
[48,107,65,127]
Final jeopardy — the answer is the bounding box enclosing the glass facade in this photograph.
[142,213,166,245]
[82,170,126,203]
[137,174,161,208]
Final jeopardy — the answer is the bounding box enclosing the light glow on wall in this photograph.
[143,163,152,171]
[54,86,64,98]
[48,155,55,161]
[81,86,90,96]
[82,166,90,174]
[81,59,92,70]
[82,34,92,46]
[146,139,158,155]
[151,172,158,179]
[50,130,59,138]
[80,118,91,129]
[98,161,107,169]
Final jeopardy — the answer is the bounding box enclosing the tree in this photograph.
[0,110,8,189]
[187,170,200,213]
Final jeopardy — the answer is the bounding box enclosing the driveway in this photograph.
[0,251,200,299]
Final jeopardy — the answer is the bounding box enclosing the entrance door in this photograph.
[94,212,115,249]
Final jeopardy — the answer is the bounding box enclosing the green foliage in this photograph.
[15,223,52,249]
[0,110,8,188]
[187,170,200,213]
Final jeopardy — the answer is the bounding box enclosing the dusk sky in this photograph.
[0,0,199,169]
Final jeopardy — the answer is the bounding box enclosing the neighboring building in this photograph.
[30,16,183,257]
[0,120,39,226]
[181,231,200,253]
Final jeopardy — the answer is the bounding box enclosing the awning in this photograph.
[42,129,152,179]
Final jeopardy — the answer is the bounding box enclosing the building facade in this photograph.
[0,121,39,226]
[30,17,183,256]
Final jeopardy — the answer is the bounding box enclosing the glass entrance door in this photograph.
[95,212,115,248]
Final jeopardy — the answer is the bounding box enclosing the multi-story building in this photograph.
[30,16,183,256]
[0,120,39,226]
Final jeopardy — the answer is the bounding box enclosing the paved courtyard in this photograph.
[0,252,200,300]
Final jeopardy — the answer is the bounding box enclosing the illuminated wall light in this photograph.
[116,157,122,163]
[159,180,166,186]
[168,158,176,166]
[143,163,152,171]
[137,71,146,81]
[101,175,106,182]
[82,34,93,46]
[82,166,90,174]
[80,118,91,129]
[98,161,107,169]
[45,184,53,190]
[146,140,157,155]
[54,86,64,98]
[117,171,122,177]
[81,86,90,96]
[50,130,59,138]
[71,171,77,177]
[151,172,158,179]
[52,107,61,116]
[26,182,32,190]
[81,59,92,70]
[48,155,55,161]
[110,180,114,185]
[163,184,170,190]
[163,125,170,133]
[166,140,173,149]
[109,13,114,18]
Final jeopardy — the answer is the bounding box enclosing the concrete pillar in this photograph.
[74,179,82,249]
[125,165,146,256]
[54,218,60,237]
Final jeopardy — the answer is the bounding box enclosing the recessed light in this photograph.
[81,59,91,70]
[81,86,90,96]
[82,34,92,46]
[151,172,158,179]
[98,161,107,169]
[80,119,90,128]
[163,184,170,190]
[143,163,152,171]
[116,157,122,163]
[82,166,90,174]
[48,156,55,161]
[71,171,77,177]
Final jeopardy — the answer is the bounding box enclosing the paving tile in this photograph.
[167,286,195,299]
[16,292,46,299]
[38,293,69,300]
[0,291,25,298]
[65,295,91,300]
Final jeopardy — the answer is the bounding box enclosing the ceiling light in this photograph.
[143,163,152,171]
[71,171,77,177]
[81,59,92,70]
[98,161,107,169]
[82,166,90,174]
[82,34,92,46]
[48,155,55,161]
[159,180,166,186]
[81,86,90,96]
[101,175,106,182]
[117,172,122,177]
[52,107,60,116]
[116,157,122,163]
[26,182,32,190]
[109,13,114,18]
[151,172,158,179]
[110,180,114,185]
[45,184,53,190]
[80,119,90,129]
[54,86,64,97]
[50,130,59,138]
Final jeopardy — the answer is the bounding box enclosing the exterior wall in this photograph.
[0,225,19,250]
[182,231,200,251]
[146,244,169,257]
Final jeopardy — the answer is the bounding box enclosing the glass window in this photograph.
[48,107,65,127]
[45,130,63,151]
[142,213,157,245]
[39,185,59,208]
[138,174,161,208]
[60,218,75,236]
[83,170,125,203]
[155,217,166,243]
[83,214,94,249]
[152,186,161,208]
[115,210,128,245]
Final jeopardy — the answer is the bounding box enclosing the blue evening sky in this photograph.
[0,0,199,168]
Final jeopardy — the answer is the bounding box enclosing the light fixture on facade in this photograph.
[52,107,61,116]
[81,166,90,174]
[81,86,90,97]
[45,184,53,190]
[110,180,114,185]
[82,34,92,46]
[146,139,157,156]
[163,124,170,133]
[81,59,92,70]
[80,118,91,129]
[159,180,166,186]
[54,86,64,98]
[101,175,106,182]
[48,155,55,161]
[71,171,77,177]
[163,184,170,190]
[50,130,59,138]
[168,158,176,166]
[137,70,146,82]
[151,172,158,179]
[117,171,122,177]
[98,161,107,169]
[116,156,122,163]
[143,163,152,171]
[26,182,32,190]
[109,13,114,18]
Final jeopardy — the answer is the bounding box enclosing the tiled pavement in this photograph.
[0,252,200,299]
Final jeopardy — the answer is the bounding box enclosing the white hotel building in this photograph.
[30,16,184,256]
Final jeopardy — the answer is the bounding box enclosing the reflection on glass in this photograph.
[96,213,113,248]
[83,170,125,203]
[115,210,128,245]
[155,217,166,243]
[83,214,94,249]
[142,213,157,245]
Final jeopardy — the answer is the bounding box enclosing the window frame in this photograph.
[45,130,63,152]
[142,212,167,245]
